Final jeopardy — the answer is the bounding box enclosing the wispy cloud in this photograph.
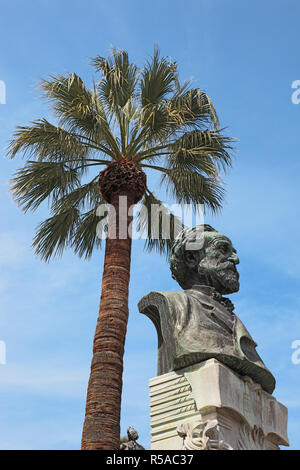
[1,362,88,398]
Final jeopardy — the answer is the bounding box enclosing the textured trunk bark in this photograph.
[81,194,134,450]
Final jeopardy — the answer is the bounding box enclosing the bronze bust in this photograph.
[138,225,275,394]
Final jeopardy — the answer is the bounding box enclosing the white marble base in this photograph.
[149,359,289,450]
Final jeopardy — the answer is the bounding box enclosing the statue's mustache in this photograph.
[202,261,239,277]
[219,262,239,279]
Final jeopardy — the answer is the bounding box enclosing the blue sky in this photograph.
[0,0,300,449]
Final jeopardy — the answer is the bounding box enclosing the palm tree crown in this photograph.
[9,47,234,259]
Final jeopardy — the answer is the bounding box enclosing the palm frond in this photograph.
[52,177,100,212]
[10,161,80,212]
[136,190,184,255]
[92,48,139,111]
[134,102,172,146]
[163,88,217,131]
[71,207,104,259]
[166,129,234,173]
[130,85,222,155]
[140,46,179,106]
[162,168,225,213]
[92,49,139,154]
[32,207,79,261]
[127,48,181,155]
[40,73,98,131]
[39,73,120,158]
[7,119,97,163]
[32,196,107,261]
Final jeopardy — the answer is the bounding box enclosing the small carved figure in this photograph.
[120,427,145,450]
[177,420,233,450]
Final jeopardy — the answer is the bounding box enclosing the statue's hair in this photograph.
[169,224,217,289]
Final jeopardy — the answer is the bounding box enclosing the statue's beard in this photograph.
[217,267,239,294]
[200,262,240,294]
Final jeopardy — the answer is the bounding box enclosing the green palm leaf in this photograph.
[140,46,179,106]
[8,119,92,162]
[10,161,80,212]
[167,129,234,173]
[92,49,139,154]
[162,168,225,213]
[92,48,139,111]
[72,207,104,259]
[40,73,120,158]
[32,207,79,261]
[136,189,184,255]
[52,177,100,212]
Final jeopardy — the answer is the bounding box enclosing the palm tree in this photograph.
[8,47,234,450]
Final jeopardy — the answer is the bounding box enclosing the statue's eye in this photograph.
[218,243,229,253]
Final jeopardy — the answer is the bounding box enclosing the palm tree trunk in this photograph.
[81,194,134,450]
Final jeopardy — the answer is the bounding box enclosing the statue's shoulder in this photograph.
[138,291,189,338]
[138,290,188,316]
[138,291,189,375]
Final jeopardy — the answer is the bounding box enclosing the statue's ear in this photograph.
[184,250,199,268]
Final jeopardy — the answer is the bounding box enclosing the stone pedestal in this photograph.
[149,359,289,450]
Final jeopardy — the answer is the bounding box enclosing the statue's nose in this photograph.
[229,253,239,265]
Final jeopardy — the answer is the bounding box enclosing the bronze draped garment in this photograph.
[138,286,275,394]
